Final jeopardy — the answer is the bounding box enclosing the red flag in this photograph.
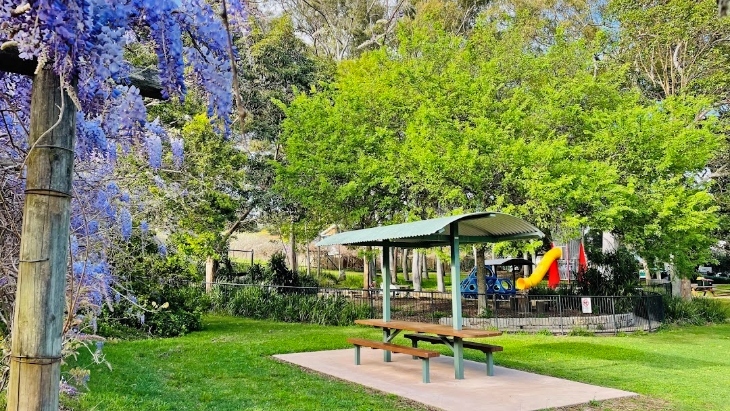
[577,241,588,282]
[547,243,560,289]
[578,241,588,272]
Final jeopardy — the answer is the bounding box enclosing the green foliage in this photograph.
[662,295,729,325]
[211,287,372,326]
[278,7,723,269]
[338,274,367,289]
[567,327,594,337]
[577,246,640,296]
[100,234,206,338]
[217,252,319,292]
[608,0,730,99]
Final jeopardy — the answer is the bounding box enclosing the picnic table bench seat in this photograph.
[403,333,503,376]
[346,337,440,383]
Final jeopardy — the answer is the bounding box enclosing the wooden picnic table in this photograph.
[692,277,717,296]
[354,319,501,379]
[355,319,501,338]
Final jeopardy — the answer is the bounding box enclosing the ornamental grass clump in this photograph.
[663,295,728,325]
[218,287,371,326]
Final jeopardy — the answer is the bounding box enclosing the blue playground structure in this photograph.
[460,258,533,299]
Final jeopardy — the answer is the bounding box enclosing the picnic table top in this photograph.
[354,319,502,338]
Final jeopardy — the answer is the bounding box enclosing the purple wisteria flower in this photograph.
[145,133,163,170]
[119,208,132,241]
[170,137,184,168]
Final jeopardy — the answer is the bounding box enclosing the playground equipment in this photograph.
[460,266,516,299]
[460,258,534,299]
[516,247,563,290]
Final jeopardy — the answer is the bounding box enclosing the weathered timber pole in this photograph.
[7,69,76,411]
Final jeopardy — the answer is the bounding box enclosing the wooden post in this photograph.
[205,256,216,293]
[8,69,76,411]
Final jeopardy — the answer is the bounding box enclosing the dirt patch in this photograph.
[545,396,673,411]
[229,231,284,261]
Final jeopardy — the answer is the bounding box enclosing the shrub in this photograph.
[99,238,207,339]
[577,246,640,296]
[222,253,320,293]
[217,286,372,326]
[568,327,594,336]
[663,295,729,325]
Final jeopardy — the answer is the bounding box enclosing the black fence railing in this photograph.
[205,282,665,334]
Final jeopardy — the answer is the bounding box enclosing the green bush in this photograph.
[663,295,729,325]
[219,253,319,292]
[568,327,594,336]
[99,235,207,339]
[215,286,372,326]
[577,246,640,296]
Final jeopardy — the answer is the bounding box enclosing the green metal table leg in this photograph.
[486,352,494,376]
[355,345,361,365]
[454,337,464,379]
[422,358,430,383]
[383,329,392,362]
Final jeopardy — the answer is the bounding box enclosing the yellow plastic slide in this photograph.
[516,247,563,290]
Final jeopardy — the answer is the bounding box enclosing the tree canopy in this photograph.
[277,1,726,276]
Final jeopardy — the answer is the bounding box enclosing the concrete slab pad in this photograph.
[275,349,635,411]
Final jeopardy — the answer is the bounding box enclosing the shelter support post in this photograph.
[382,244,391,362]
[383,244,391,321]
[450,223,464,379]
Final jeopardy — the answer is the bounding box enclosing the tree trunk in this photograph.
[305,244,311,277]
[363,245,375,289]
[363,256,370,289]
[289,218,298,272]
[8,69,76,411]
[317,246,321,278]
[476,245,488,315]
[205,256,219,293]
[412,250,422,291]
[402,248,410,281]
[680,278,692,299]
[436,253,445,292]
[337,254,345,281]
[422,251,429,279]
[390,247,397,283]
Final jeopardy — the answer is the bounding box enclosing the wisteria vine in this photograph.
[0,0,249,392]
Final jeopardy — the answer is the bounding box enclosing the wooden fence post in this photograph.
[7,69,76,411]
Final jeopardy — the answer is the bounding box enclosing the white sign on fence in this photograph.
[581,297,592,314]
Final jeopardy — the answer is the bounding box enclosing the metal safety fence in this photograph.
[205,282,665,334]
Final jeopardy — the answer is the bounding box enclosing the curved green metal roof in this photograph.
[316,212,544,248]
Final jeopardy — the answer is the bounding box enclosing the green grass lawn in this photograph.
[66,315,730,411]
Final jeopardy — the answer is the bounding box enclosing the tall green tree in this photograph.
[239,16,332,270]
[278,4,724,279]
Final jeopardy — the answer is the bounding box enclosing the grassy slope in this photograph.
[67,316,416,411]
[68,316,730,411]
